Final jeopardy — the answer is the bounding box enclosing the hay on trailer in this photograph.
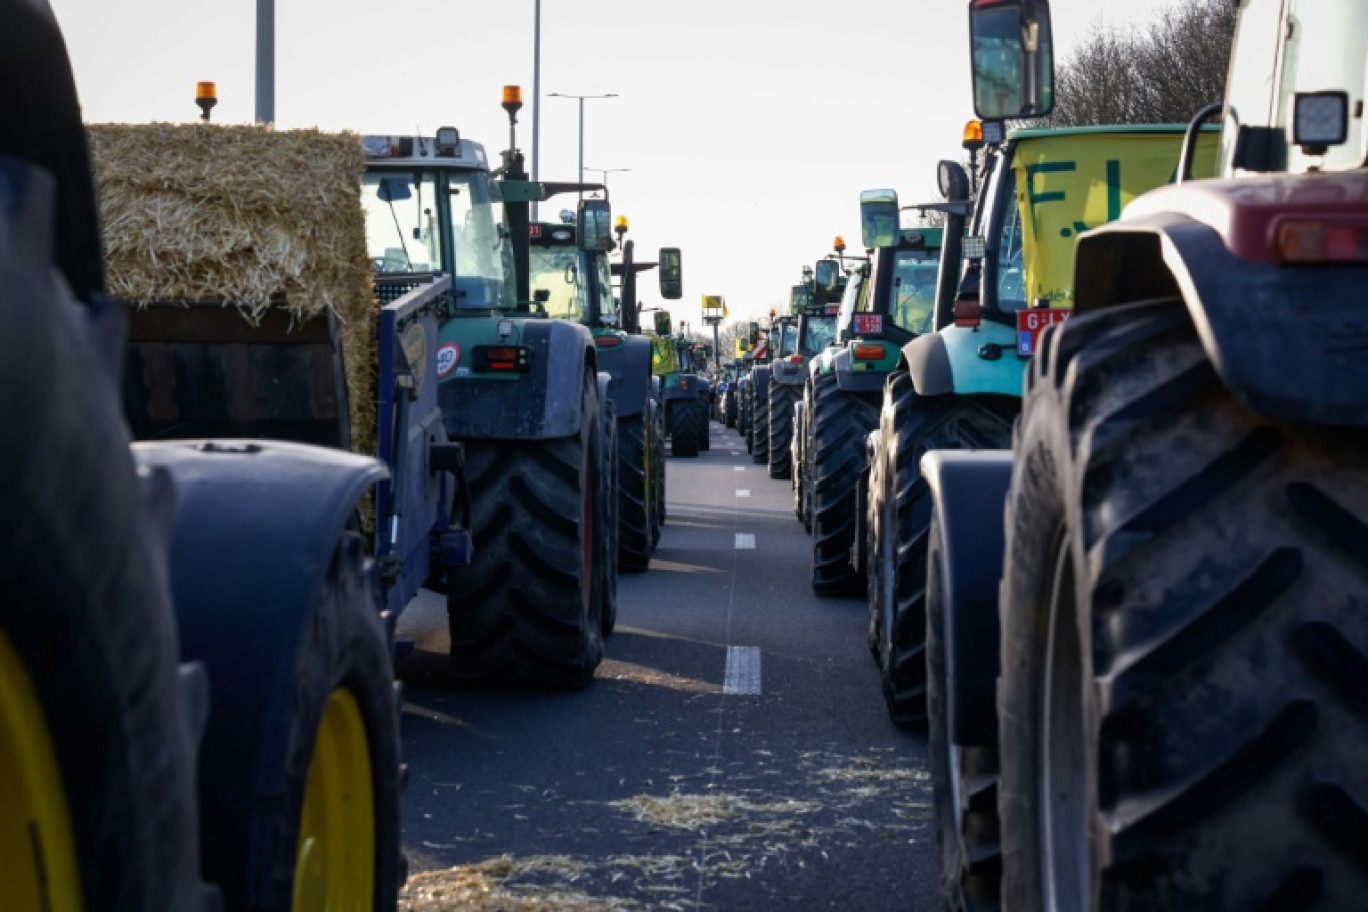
[87,122,378,455]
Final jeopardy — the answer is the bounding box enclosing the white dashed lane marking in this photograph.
[735,533,756,549]
[736,490,750,497]
[723,646,762,695]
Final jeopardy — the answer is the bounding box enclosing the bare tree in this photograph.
[1050,0,1236,127]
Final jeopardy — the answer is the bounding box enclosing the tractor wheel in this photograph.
[617,407,653,572]
[671,398,705,458]
[792,398,807,524]
[725,390,738,428]
[998,299,1368,910]
[809,370,879,595]
[600,400,619,637]
[446,374,606,687]
[740,387,751,443]
[751,380,771,467]
[1,262,210,911]
[768,381,798,479]
[867,372,1014,725]
[651,399,666,545]
[927,510,1002,912]
[240,532,403,912]
[800,385,816,534]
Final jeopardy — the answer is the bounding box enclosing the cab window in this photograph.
[890,250,938,334]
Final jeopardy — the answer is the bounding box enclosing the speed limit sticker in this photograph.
[437,343,460,378]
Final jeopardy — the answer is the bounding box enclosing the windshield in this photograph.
[890,250,939,334]
[528,246,585,320]
[361,167,513,310]
[778,321,799,357]
[363,171,439,273]
[801,315,836,355]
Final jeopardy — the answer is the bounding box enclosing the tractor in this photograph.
[648,313,710,457]
[866,122,1217,728]
[525,216,681,571]
[923,1,1368,908]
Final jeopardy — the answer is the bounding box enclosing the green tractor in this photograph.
[865,123,1219,728]
[368,88,623,686]
[525,217,681,571]
[768,282,840,480]
[799,229,942,595]
[649,313,711,457]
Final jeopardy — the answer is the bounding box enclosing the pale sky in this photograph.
[51,0,1176,324]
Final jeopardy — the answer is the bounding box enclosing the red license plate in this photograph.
[853,314,883,335]
[1016,309,1071,357]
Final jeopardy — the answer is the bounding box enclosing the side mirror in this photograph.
[814,259,840,293]
[659,247,683,299]
[376,176,412,203]
[859,189,900,249]
[654,310,673,336]
[968,0,1055,120]
[577,199,613,253]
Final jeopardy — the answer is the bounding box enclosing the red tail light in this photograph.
[473,345,530,372]
[595,335,623,348]
[954,295,981,328]
[853,343,884,361]
[788,354,805,364]
[1276,221,1368,263]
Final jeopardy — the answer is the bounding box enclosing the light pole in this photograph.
[532,0,540,220]
[547,92,618,199]
[584,167,632,190]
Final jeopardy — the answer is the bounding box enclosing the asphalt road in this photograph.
[394,419,938,911]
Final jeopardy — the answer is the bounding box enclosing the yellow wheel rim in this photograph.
[0,630,83,912]
[293,688,375,911]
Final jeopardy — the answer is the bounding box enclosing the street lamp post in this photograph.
[584,167,632,190]
[547,92,618,199]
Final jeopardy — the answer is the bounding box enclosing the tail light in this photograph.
[853,343,884,361]
[954,294,981,328]
[473,345,530,373]
[594,335,623,348]
[1276,221,1368,263]
[788,354,805,364]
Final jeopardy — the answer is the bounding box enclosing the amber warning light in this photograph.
[195,82,217,121]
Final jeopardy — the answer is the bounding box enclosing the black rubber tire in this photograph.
[651,399,666,546]
[867,372,1014,725]
[446,375,605,688]
[671,397,705,458]
[751,374,771,467]
[800,383,816,534]
[600,399,619,636]
[725,389,737,428]
[927,511,1002,912]
[998,298,1368,910]
[225,532,404,910]
[617,407,653,572]
[1,236,210,910]
[809,370,880,595]
[739,382,751,441]
[768,381,799,479]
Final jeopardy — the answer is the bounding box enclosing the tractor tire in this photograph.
[222,532,404,911]
[998,298,1368,910]
[1,243,211,911]
[725,390,738,428]
[751,380,771,467]
[617,408,653,572]
[800,385,816,534]
[768,381,798,479]
[446,375,606,688]
[927,510,1002,912]
[600,400,619,636]
[793,398,807,524]
[867,371,1014,725]
[651,399,666,546]
[809,370,879,595]
[671,398,705,458]
[739,385,751,442]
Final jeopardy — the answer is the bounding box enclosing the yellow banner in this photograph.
[1009,130,1218,306]
[650,334,676,375]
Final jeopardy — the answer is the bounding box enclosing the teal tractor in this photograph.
[768,285,840,481]
[525,217,682,571]
[799,229,942,595]
[651,313,711,457]
[369,87,619,687]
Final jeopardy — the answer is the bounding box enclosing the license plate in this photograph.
[853,314,883,335]
[1016,309,1071,357]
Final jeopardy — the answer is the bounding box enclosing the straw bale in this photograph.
[87,122,378,456]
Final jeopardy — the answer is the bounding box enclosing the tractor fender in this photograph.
[662,373,704,401]
[832,347,886,394]
[770,358,806,387]
[596,334,650,419]
[131,439,387,842]
[921,449,1014,748]
[900,323,1026,398]
[438,320,595,439]
[1075,211,1368,425]
[751,365,771,400]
